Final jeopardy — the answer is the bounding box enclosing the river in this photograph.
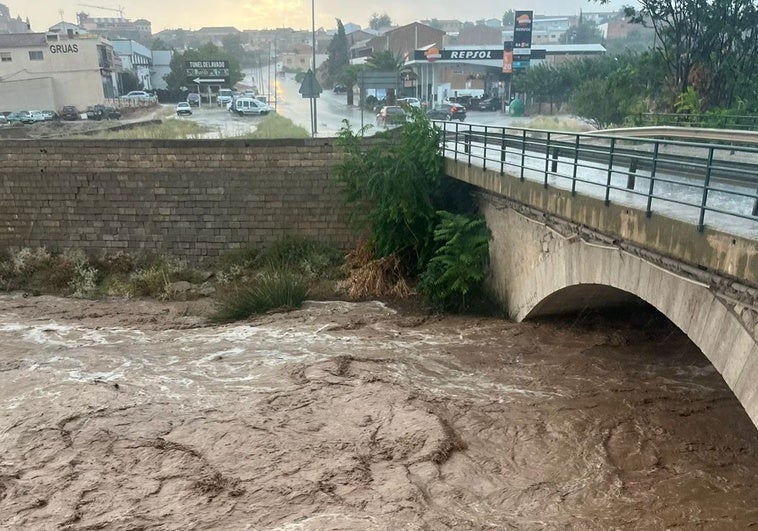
[0,294,756,530]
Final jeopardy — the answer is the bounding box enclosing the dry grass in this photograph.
[522,115,594,132]
[338,242,414,299]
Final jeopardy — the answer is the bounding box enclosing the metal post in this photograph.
[626,158,638,190]
[454,121,459,163]
[752,190,758,217]
[604,138,616,206]
[520,129,526,181]
[645,142,659,218]
[697,147,714,232]
[500,129,506,176]
[483,126,488,170]
[466,129,472,167]
[571,135,579,196]
[544,132,551,188]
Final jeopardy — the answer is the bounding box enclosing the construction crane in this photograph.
[77,4,126,18]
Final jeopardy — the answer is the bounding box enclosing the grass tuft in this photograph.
[240,113,310,139]
[211,268,309,322]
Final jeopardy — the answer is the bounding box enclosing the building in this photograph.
[353,22,445,62]
[0,32,118,111]
[76,12,150,44]
[112,39,153,90]
[404,43,606,103]
[48,21,88,39]
[0,3,29,34]
[150,50,172,89]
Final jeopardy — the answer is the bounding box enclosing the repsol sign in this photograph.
[414,48,503,61]
[49,43,79,54]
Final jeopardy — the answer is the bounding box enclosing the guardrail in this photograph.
[634,113,758,131]
[438,122,758,238]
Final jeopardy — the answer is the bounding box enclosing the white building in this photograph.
[150,49,172,90]
[111,39,152,90]
[0,32,118,111]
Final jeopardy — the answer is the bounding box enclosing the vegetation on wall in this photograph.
[333,111,493,312]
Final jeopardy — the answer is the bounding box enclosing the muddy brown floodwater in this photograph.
[0,293,757,530]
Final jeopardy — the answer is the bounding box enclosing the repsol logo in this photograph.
[49,43,79,54]
[448,50,493,60]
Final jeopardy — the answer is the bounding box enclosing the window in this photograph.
[0,52,11,62]
[29,50,43,61]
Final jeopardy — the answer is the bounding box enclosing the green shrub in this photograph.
[242,114,309,139]
[254,236,343,279]
[419,211,491,312]
[212,268,309,322]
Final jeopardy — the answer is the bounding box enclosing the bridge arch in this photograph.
[482,201,758,429]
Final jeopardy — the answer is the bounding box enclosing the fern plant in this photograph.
[420,211,491,312]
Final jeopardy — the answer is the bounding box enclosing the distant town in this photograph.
[0,2,652,112]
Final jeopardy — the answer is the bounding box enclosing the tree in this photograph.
[150,37,170,51]
[560,21,603,44]
[366,50,403,104]
[326,19,349,88]
[596,0,758,109]
[339,63,365,106]
[164,43,244,92]
[119,71,141,93]
[221,34,248,67]
[369,13,392,30]
[334,111,444,272]
[502,9,515,27]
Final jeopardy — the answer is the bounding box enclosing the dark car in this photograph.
[427,103,467,122]
[60,106,80,120]
[375,105,407,127]
[476,97,502,111]
[186,93,201,107]
[333,83,347,94]
[86,105,121,120]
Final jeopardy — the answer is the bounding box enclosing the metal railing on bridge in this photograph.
[634,113,758,131]
[438,122,758,239]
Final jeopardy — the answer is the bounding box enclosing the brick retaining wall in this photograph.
[0,138,357,263]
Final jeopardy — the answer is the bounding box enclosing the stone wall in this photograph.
[0,138,357,263]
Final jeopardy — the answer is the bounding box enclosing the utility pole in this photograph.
[311,0,318,136]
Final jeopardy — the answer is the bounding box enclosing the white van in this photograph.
[217,88,234,107]
[231,97,273,116]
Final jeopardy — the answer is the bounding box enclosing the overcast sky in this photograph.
[9,0,627,35]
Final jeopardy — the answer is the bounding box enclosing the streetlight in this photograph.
[311,0,317,136]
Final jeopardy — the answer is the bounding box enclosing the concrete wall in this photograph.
[0,138,357,263]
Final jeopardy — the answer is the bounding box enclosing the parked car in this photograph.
[476,97,502,112]
[186,93,201,107]
[121,90,155,101]
[40,110,59,121]
[23,111,47,124]
[0,114,7,126]
[230,97,272,116]
[60,106,80,120]
[86,105,121,120]
[397,97,421,109]
[333,83,347,94]
[376,106,407,127]
[427,103,467,122]
[6,111,27,124]
[176,101,193,116]
[217,88,234,107]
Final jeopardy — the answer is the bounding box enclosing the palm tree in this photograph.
[366,50,404,104]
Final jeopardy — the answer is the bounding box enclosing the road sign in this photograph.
[185,60,230,85]
[357,70,399,89]
[298,70,322,98]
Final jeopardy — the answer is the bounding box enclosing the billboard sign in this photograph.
[413,48,504,61]
[502,41,513,73]
[185,60,230,84]
[513,11,534,55]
